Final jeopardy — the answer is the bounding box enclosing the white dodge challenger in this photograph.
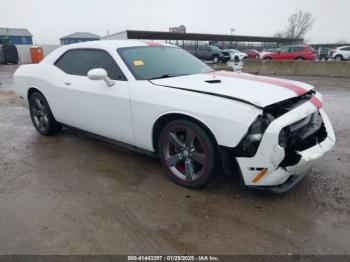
[14,40,336,193]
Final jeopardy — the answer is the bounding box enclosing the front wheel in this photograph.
[296,57,305,61]
[29,92,62,136]
[212,56,219,64]
[158,120,217,188]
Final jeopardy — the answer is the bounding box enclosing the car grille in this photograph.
[278,111,328,168]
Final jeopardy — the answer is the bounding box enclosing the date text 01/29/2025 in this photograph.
[127,255,220,261]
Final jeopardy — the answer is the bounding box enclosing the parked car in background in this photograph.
[219,50,232,63]
[187,45,230,63]
[223,49,248,62]
[263,48,279,52]
[259,48,279,59]
[13,40,336,193]
[332,46,350,61]
[261,45,317,61]
[242,49,260,59]
[317,47,332,61]
[0,44,19,64]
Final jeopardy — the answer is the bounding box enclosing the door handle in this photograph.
[64,82,72,86]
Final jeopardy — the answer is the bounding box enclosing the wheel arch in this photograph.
[335,54,343,60]
[27,87,59,121]
[152,112,219,154]
[27,86,44,100]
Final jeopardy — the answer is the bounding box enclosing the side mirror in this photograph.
[87,68,115,87]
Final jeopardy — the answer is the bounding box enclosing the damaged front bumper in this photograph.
[236,99,336,194]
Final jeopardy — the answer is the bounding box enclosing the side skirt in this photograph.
[61,124,157,158]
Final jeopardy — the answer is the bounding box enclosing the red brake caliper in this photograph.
[170,144,185,173]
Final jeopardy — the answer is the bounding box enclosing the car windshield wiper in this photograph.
[147,74,188,80]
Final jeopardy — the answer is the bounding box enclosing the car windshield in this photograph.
[210,45,221,52]
[118,46,213,80]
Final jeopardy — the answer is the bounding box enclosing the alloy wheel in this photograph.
[31,97,49,133]
[163,126,208,182]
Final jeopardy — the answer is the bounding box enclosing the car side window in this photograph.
[55,50,77,74]
[292,46,303,52]
[55,49,127,81]
[280,47,290,53]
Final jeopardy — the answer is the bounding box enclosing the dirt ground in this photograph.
[0,65,349,255]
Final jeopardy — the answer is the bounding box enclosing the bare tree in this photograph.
[284,10,315,39]
[273,32,284,38]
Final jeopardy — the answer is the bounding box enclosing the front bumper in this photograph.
[236,99,336,193]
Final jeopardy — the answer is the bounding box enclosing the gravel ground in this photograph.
[0,65,349,255]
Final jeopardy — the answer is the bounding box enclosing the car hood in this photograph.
[150,71,314,108]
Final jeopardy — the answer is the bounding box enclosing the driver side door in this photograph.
[277,47,291,60]
[53,49,134,145]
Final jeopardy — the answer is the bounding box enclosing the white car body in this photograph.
[332,46,350,61]
[224,49,248,61]
[14,40,336,193]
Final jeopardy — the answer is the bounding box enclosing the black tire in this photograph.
[234,56,240,63]
[295,57,304,61]
[158,119,217,189]
[29,92,62,136]
[264,57,272,60]
[212,55,219,64]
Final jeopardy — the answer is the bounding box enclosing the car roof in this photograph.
[60,40,175,49]
[41,40,177,64]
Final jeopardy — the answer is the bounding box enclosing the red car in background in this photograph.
[261,45,317,61]
[242,49,260,59]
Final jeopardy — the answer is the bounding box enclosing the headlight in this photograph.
[236,114,274,157]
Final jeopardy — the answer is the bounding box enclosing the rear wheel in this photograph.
[296,57,305,61]
[335,55,343,61]
[264,57,272,60]
[158,119,217,188]
[29,92,62,136]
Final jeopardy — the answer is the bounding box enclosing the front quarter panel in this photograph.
[129,81,262,152]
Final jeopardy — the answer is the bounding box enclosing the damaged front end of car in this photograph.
[220,90,335,193]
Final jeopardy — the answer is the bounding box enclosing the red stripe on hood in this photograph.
[310,96,323,109]
[143,41,162,46]
[209,71,307,96]
[209,71,323,109]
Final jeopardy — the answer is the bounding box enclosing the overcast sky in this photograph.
[1,0,349,45]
